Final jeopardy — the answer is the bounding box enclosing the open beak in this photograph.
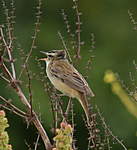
[40,51,48,55]
[39,51,48,61]
[39,58,47,61]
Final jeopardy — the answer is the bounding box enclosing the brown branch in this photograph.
[0,73,10,83]
[1,60,14,81]
[14,83,52,149]
[26,66,33,115]
[0,105,26,119]
[0,96,27,118]
[0,1,53,149]
[32,113,52,150]
[0,58,52,150]
[0,27,16,79]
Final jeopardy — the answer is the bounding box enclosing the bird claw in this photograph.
[56,93,66,97]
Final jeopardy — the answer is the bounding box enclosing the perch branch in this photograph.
[0,59,52,150]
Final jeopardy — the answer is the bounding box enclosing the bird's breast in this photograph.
[46,68,79,98]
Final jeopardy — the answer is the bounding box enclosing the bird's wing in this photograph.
[49,60,94,97]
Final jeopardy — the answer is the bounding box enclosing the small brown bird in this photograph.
[40,50,94,122]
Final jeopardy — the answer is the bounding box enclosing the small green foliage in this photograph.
[0,110,12,150]
[53,122,73,150]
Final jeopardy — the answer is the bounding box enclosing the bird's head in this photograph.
[39,50,66,62]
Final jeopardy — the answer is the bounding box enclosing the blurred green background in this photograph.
[0,0,137,149]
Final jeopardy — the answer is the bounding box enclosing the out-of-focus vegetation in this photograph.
[0,110,12,150]
[104,70,137,119]
[0,0,137,149]
[53,122,73,150]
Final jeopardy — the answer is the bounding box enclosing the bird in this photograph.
[39,50,95,123]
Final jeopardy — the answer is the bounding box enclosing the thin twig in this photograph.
[14,83,52,149]
[44,82,58,134]
[2,0,13,48]
[62,98,72,123]
[65,98,72,116]
[58,31,72,63]
[0,96,27,117]
[73,0,81,59]
[85,110,98,149]
[1,62,14,81]
[0,57,52,150]
[0,1,52,149]
[58,99,68,122]
[55,96,58,130]
[14,84,52,149]
[96,106,128,150]
[61,9,76,51]
[19,0,42,79]
[0,73,10,83]
[34,134,40,150]
[0,105,26,119]
[26,66,33,115]
[71,102,76,150]
[0,27,16,79]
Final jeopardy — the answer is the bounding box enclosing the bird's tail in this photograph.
[78,93,91,124]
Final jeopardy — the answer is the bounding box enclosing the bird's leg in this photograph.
[58,93,66,97]
[55,93,66,99]
[65,97,72,117]
[52,88,66,98]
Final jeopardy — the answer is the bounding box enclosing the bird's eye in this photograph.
[48,55,53,58]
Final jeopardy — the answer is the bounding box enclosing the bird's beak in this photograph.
[39,51,48,61]
[39,58,47,61]
[40,51,48,55]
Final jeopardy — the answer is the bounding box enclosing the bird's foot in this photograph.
[56,93,66,97]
